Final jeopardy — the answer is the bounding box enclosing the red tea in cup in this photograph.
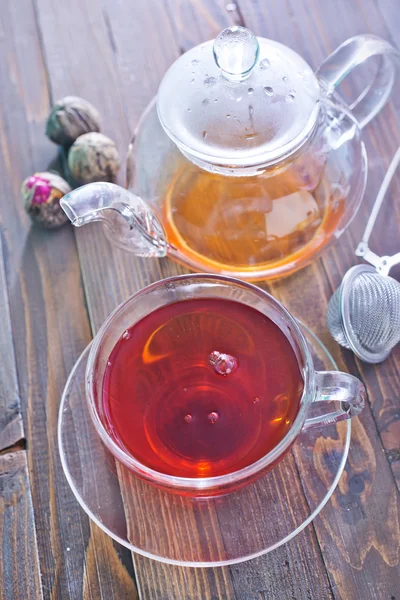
[102,298,303,478]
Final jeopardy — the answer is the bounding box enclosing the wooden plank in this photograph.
[34,0,334,598]
[0,451,43,600]
[237,1,400,598]
[0,234,24,451]
[33,0,400,599]
[0,1,138,598]
[32,0,236,597]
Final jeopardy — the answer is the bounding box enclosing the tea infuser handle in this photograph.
[302,371,365,431]
[317,35,400,129]
[355,146,400,275]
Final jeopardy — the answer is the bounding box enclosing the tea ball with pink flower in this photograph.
[21,172,71,229]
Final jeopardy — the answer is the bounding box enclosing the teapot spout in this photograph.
[60,181,117,227]
[60,182,168,258]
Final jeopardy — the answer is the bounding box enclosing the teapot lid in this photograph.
[157,27,320,169]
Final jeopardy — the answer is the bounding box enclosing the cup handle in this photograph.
[303,371,366,431]
[317,35,400,129]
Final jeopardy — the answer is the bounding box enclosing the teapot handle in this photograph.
[317,35,400,129]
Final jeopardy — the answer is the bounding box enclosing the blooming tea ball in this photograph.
[46,96,101,146]
[68,132,121,184]
[21,172,71,229]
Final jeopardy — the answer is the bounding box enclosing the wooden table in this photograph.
[1,1,400,598]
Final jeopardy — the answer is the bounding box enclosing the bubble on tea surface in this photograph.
[208,411,220,424]
[209,350,238,375]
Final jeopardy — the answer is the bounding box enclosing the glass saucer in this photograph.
[58,321,350,567]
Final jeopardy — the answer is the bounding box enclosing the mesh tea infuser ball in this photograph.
[327,147,400,363]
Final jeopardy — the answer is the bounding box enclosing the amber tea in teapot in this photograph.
[163,152,346,275]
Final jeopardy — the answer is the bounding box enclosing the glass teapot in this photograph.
[61,27,400,280]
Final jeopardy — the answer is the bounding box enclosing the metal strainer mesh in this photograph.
[327,271,400,355]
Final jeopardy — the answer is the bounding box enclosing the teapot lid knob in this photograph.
[213,27,259,81]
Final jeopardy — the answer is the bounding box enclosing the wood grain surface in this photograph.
[0,451,42,600]
[0,1,138,598]
[0,235,24,452]
[0,0,399,599]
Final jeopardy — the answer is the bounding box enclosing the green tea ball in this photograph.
[68,132,121,184]
[21,172,71,229]
[46,96,101,146]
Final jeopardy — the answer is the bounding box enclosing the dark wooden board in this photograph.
[0,234,24,452]
[1,0,399,598]
[32,0,337,597]
[237,2,400,597]
[0,1,138,598]
[0,451,42,600]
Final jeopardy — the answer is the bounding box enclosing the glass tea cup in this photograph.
[86,274,365,496]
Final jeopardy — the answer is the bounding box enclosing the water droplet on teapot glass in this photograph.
[184,414,193,424]
[259,58,270,70]
[264,86,273,96]
[248,87,254,95]
[283,76,289,83]
[226,2,236,11]
[202,98,209,106]
[208,411,220,424]
[236,95,242,102]
[122,330,131,340]
[192,59,200,66]
[254,397,260,404]
[202,130,207,139]
[191,78,195,84]
[204,76,217,87]
[226,114,231,119]
[286,90,296,102]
